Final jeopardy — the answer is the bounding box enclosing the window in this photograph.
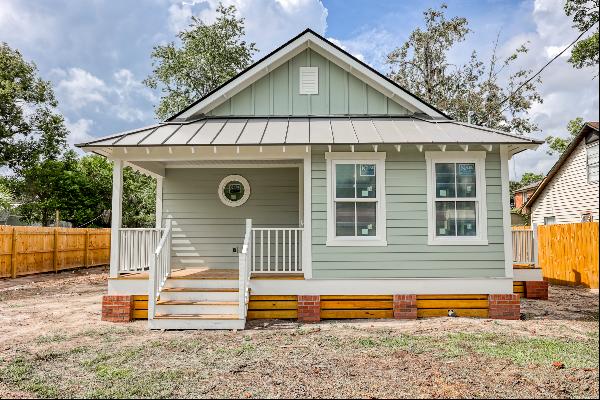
[544,216,556,225]
[581,213,594,223]
[587,142,599,183]
[325,152,387,246]
[218,175,250,207]
[522,191,529,204]
[425,152,488,245]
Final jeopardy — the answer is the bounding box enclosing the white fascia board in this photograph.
[178,36,309,120]
[305,33,442,117]
[178,31,445,120]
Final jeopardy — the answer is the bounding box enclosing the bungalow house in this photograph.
[77,30,543,329]
[525,122,599,225]
[513,181,540,210]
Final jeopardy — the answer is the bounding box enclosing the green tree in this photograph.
[144,4,258,120]
[565,0,599,71]
[386,4,542,135]
[8,154,155,227]
[0,179,12,213]
[545,117,585,155]
[0,42,68,171]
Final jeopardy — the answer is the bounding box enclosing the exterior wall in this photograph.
[209,49,411,117]
[531,140,599,225]
[311,145,506,279]
[163,167,299,269]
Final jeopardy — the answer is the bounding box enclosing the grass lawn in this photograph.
[0,267,598,399]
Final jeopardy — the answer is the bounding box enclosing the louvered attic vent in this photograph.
[299,67,318,94]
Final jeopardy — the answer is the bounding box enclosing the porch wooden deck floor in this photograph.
[115,267,304,280]
[116,267,238,280]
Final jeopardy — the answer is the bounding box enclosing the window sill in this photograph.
[428,238,488,246]
[326,238,388,247]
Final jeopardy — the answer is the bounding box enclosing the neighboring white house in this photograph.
[526,122,599,225]
[78,29,544,329]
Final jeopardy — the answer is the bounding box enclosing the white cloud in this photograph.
[53,67,156,123]
[327,29,396,70]
[508,0,599,179]
[64,118,94,154]
[0,0,56,47]
[166,0,328,55]
[54,68,109,110]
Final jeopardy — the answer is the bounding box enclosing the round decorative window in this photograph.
[218,175,250,207]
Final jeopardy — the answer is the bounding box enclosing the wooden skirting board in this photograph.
[416,294,489,318]
[132,293,505,321]
[320,295,393,319]
[247,295,298,319]
[513,281,525,298]
[132,295,148,319]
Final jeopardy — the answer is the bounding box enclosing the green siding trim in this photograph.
[164,168,299,269]
[310,146,506,279]
[210,49,411,117]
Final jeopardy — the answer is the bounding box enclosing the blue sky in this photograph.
[1,0,598,179]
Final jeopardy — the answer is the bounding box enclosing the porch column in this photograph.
[155,176,163,228]
[109,159,123,278]
[302,148,312,279]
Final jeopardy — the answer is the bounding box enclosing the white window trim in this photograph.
[425,151,488,246]
[325,152,387,247]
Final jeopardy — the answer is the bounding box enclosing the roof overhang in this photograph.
[77,116,542,161]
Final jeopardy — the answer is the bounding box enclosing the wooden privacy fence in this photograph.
[537,222,599,289]
[0,226,111,278]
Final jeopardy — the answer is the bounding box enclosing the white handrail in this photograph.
[238,219,252,320]
[118,228,164,273]
[148,220,172,321]
[251,227,303,273]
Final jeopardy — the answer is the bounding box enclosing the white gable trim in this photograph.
[175,31,446,120]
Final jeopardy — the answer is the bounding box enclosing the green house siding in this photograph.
[311,146,506,279]
[163,168,299,269]
[208,49,411,117]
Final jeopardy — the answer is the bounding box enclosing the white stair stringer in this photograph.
[149,278,247,330]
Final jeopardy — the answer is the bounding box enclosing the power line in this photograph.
[499,23,597,108]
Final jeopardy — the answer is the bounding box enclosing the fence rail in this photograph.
[251,227,303,273]
[0,225,111,278]
[511,227,536,265]
[538,222,599,289]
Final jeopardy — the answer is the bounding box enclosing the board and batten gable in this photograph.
[311,146,506,279]
[208,49,411,117]
[531,139,600,225]
[163,168,299,269]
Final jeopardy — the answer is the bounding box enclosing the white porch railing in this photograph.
[512,227,536,265]
[238,219,252,319]
[148,221,172,321]
[118,228,164,273]
[251,227,303,273]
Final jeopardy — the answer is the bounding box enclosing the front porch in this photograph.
[105,146,313,329]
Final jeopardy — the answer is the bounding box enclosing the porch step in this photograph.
[159,287,239,302]
[155,313,239,319]
[155,300,238,315]
[156,300,238,305]
[149,315,245,330]
[163,279,238,289]
[161,287,238,292]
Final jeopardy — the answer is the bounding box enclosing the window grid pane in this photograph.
[334,161,378,238]
[434,161,479,239]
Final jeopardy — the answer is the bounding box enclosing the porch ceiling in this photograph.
[76,116,542,149]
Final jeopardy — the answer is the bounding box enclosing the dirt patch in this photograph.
[0,270,598,399]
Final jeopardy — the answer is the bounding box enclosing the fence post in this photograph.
[84,230,90,268]
[53,228,59,273]
[532,223,539,268]
[10,227,18,278]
